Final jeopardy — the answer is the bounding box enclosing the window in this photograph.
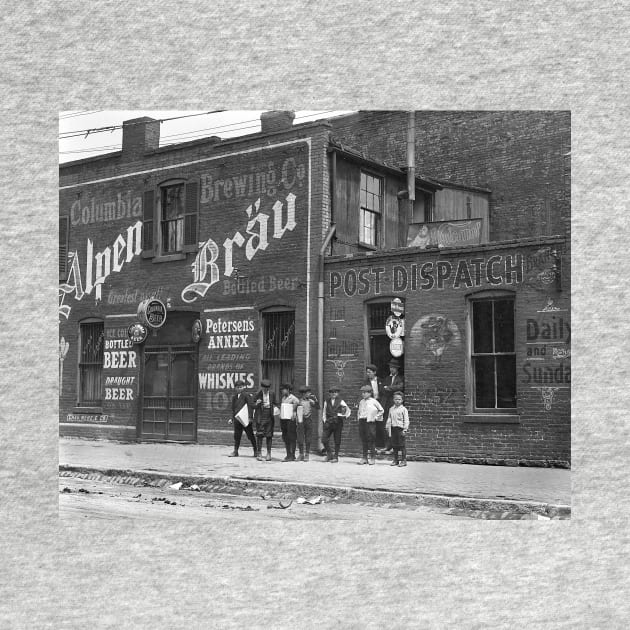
[367,300,403,379]
[471,296,516,410]
[79,320,104,406]
[161,183,184,253]
[261,310,295,392]
[59,216,69,279]
[142,180,199,258]
[360,172,382,247]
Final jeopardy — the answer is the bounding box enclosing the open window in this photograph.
[142,179,199,259]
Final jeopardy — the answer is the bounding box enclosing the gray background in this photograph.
[1,0,628,627]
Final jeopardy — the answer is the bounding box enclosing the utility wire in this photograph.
[59,110,226,139]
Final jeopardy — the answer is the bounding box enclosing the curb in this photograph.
[59,465,571,518]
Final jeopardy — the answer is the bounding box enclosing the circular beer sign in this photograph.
[385,315,404,339]
[192,319,202,343]
[127,322,148,344]
[137,298,167,329]
[390,338,404,357]
[391,297,404,317]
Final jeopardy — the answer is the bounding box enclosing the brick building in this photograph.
[59,111,570,466]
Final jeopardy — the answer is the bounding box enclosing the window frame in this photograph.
[77,319,104,408]
[359,170,383,248]
[59,215,70,281]
[260,307,296,396]
[467,291,518,416]
[142,178,199,261]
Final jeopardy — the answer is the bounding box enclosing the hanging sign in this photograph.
[127,322,148,344]
[391,298,404,317]
[390,338,404,357]
[192,319,202,343]
[137,298,167,329]
[385,315,404,339]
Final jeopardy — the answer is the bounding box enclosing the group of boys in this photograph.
[229,358,409,466]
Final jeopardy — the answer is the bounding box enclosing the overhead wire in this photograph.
[59,111,344,156]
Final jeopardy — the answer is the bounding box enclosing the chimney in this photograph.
[260,110,295,134]
[122,117,160,161]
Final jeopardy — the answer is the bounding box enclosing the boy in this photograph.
[322,385,351,463]
[228,379,257,458]
[297,385,319,461]
[386,391,410,466]
[279,383,300,462]
[363,363,386,450]
[357,384,384,465]
[381,358,404,454]
[253,379,277,461]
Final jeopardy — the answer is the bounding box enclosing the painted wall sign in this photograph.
[59,220,143,319]
[103,338,138,369]
[107,286,168,305]
[205,316,254,349]
[407,219,482,249]
[138,299,167,329]
[66,413,108,424]
[127,322,148,344]
[222,274,300,296]
[408,314,461,365]
[70,191,142,226]
[181,193,298,303]
[329,254,524,297]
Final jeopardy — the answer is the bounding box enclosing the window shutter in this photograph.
[142,189,155,257]
[183,180,199,253]
[59,216,69,278]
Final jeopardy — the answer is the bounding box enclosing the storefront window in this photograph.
[471,296,516,410]
[79,320,104,406]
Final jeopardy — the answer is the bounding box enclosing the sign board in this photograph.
[390,338,404,357]
[127,322,148,344]
[407,218,483,250]
[137,298,167,329]
[192,319,202,343]
[385,315,404,339]
[391,297,404,317]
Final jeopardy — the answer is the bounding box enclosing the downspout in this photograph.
[407,111,415,203]
[317,223,336,449]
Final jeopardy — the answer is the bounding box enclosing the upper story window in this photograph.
[360,172,382,247]
[470,295,516,411]
[161,183,185,253]
[59,216,69,280]
[142,179,199,259]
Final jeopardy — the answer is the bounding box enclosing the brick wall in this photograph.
[330,111,571,243]
[323,237,570,467]
[59,127,329,444]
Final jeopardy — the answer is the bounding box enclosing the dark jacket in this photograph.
[253,389,278,422]
[231,391,252,418]
[324,396,348,422]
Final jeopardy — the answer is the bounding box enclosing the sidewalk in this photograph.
[59,438,571,515]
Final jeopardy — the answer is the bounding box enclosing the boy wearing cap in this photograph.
[381,359,404,454]
[297,385,319,461]
[364,363,385,451]
[279,383,300,462]
[228,379,258,458]
[386,391,410,466]
[322,385,351,463]
[253,379,277,461]
[357,384,384,465]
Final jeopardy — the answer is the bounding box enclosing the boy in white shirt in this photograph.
[386,391,410,466]
[280,383,300,462]
[357,384,384,465]
[322,385,351,463]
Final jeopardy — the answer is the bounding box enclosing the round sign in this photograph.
[385,315,404,339]
[390,338,404,357]
[127,322,148,344]
[192,319,202,343]
[391,298,404,317]
[137,298,167,329]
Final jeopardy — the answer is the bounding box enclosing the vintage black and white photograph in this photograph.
[58,110,571,522]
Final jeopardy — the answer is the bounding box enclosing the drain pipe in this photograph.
[317,224,336,449]
[407,111,415,202]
